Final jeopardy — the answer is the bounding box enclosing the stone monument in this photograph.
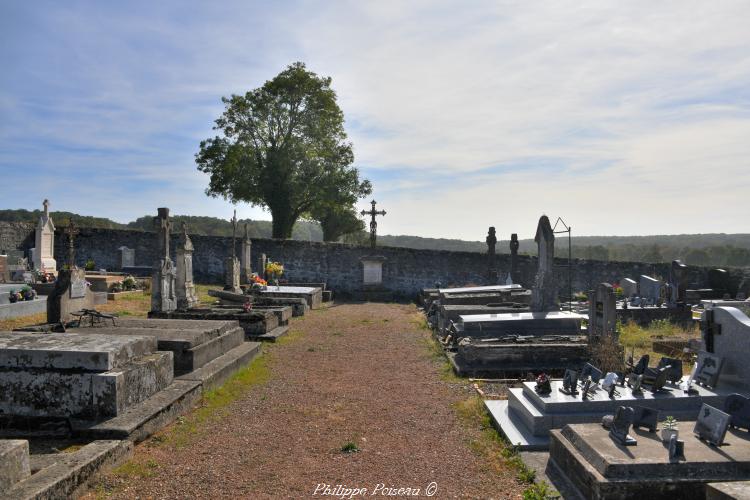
[531,215,558,312]
[639,275,663,305]
[486,226,498,284]
[119,246,135,269]
[175,223,198,310]
[620,277,637,298]
[151,208,177,313]
[47,222,94,323]
[509,233,520,285]
[588,282,617,338]
[360,199,386,249]
[669,259,688,304]
[257,253,268,281]
[32,199,57,275]
[224,210,241,294]
[240,223,252,285]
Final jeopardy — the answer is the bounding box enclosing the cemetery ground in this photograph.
[46,297,539,499]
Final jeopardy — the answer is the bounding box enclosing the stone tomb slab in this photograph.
[149,309,278,336]
[259,286,322,309]
[458,311,585,336]
[0,332,172,419]
[550,422,750,499]
[440,284,523,294]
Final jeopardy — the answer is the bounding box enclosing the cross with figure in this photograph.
[361,200,386,248]
[64,221,80,268]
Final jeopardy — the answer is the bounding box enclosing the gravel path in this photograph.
[89,303,521,499]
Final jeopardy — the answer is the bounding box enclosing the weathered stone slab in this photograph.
[440,284,523,294]
[550,422,750,499]
[259,286,322,309]
[0,332,156,371]
[0,439,30,491]
[457,311,584,337]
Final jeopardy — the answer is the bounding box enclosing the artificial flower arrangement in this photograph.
[110,275,141,293]
[265,262,284,277]
[250,273,267,286]
[8,286,37,303]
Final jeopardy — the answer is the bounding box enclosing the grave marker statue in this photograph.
[240,223,252,285]
[151,207,177,313]
[531,216,558,312]
[694,404,731,446]
[486,226,498,284]
[175,222,198,310]
[32,199,57,275]
[632,406,658,432]
[609,406,637,446]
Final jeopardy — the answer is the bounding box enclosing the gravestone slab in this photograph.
[694,404,731,446]
[47,268,95,324]
[693,351,724,389]
[724,393,750,431]
[588,283,617,338]
[609,406,637,446]
[0,439,30,491]
[119,247,135,269]
[640,275,663,304]
[632,406,658,432]
[531,215,558,312]
[621,278,637,298]
[360,255,386,287]
[702,306,750,388]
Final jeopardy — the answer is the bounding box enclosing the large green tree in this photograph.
[196,62,371,239]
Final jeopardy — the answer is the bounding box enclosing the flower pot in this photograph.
[661,428,679,442]
[8,294,17,304]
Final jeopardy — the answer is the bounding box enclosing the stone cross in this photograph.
[510,233,519,284]
[360,200,386,248]
[154,208,171,260]
[64,221,80,268]
[43,199,50,218]
[486,226,498,283]
[230,209,238,259]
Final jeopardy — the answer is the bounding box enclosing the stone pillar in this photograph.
[33,199,57,275]
[175,226,198,310]
[531,216,558,312]
[224,257,241,293]
[486,226,498,284]
[588,283,616,338]
[509,233,520,285]
[151,208,177,313]
[47,268,94,323]
[240,224,252,285]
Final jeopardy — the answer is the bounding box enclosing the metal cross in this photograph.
[360,199,386,248]
[230,209,238,259]
[64,221,80,268]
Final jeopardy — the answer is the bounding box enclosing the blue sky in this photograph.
[2,1,749,240]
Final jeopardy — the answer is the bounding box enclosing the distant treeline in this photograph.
[2,208,748,267]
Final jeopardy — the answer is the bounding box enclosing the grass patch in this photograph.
[112,458,160,479]
[194,284,221,305]
[419,330,461,382]
[275,328,304,345]
[0,312,48,331]
[340,441,360,453]
[158,354,271,449]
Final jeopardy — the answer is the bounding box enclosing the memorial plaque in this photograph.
[724,394,750,431]
[693,403,731,446]
[580,362,603,384]
[70,274,86,298]
[362,260,383,285]
[632,406,658,432]
[651,366,670,393]
[609,406,637,446]
[693,351,723,389]
[559,369,579,395]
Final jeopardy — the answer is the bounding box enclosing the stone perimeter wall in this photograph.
[0,221,744,297]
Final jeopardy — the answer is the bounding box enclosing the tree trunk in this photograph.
[270,205,296,239]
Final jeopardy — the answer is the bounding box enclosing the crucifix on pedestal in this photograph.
[360,200,386,249]
[230,209,238,260]
[64,221,80,268]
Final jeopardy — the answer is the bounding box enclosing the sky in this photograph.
[1,1,749,240]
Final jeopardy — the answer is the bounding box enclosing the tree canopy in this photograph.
[196,62,371,239]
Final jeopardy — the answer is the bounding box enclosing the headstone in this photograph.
[47,268,95,323]
[486,226,498,283]
[621,278,637,298]
[588,283,617,338]
[531,216,558,312]
[119,246,135,268]
[668,434,684,461]
[632,406,658,432]
[632,354,649,375]
[693,351,723,389]
[257,253,267,280]
[581,378,592,400]
[650,366,669,393]
[0,255,8,283]
[151,208,177,313]
[32,199,57,275]
[723,394,750,431]
[240,223,252,285]
[708,269,730,296]
[580,362,603,384]
[361,256,386,286]
[609,406,637,446]
[224,257,241,294]
[654,357,683,384]
[693,404,731,446]
[702,306,750,388]
[639,275,663,305]
[175,223,198,310]
[559,369,579,395]
[628,373,643,393]
[509,233,520,285]
[669,259,688,304]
